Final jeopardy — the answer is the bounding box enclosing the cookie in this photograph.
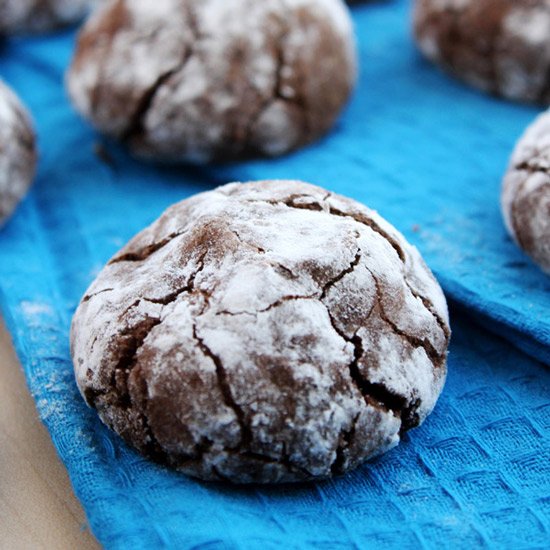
[413,0,550,104]
[0,0,97,35]
[502,110,550,273]
[67,0,357,163]
[0,81,36,225]
[71,180,450,484]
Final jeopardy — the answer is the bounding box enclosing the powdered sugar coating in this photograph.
[0,0,100,34]
[71,181,450,483]
[0,81,36,225]
[413,0,550,104]
[67,0,357,163]
[502,110,550,273]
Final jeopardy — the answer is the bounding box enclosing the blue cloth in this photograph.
[0,1,548,548]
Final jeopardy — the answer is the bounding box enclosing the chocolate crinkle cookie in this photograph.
[0,81,36,225]
[71,181,450,484]
[67,0,357,163]
[413,0,550,104]
[0,0,98,35]
[502,110,550,274]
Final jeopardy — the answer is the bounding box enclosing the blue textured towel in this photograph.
[0,0,549,548]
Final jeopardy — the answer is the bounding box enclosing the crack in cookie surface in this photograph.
[192,326,252,448]
[244,191,449,345]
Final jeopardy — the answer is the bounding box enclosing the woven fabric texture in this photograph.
[0,1,548,548]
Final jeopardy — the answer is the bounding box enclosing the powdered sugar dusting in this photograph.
[71,180,450,483]
[0,81,36,225]
[505,6,550,46]
[414,0,550,104]
[68,0,357,162]
[502,109,550,273]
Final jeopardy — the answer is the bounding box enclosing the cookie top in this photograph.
[0,0,96,35]
[67,0,357,163]
[0,81,36,225]
[502,110,550,273]
[71,180,450,484]
[413,0,550,104]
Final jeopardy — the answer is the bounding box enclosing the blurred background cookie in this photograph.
[502,110,550,273]
[67,0,357,163]
[413,0,550,104]
[71,180,450,484]
[0,81,36,226]
[0,0,100,35]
